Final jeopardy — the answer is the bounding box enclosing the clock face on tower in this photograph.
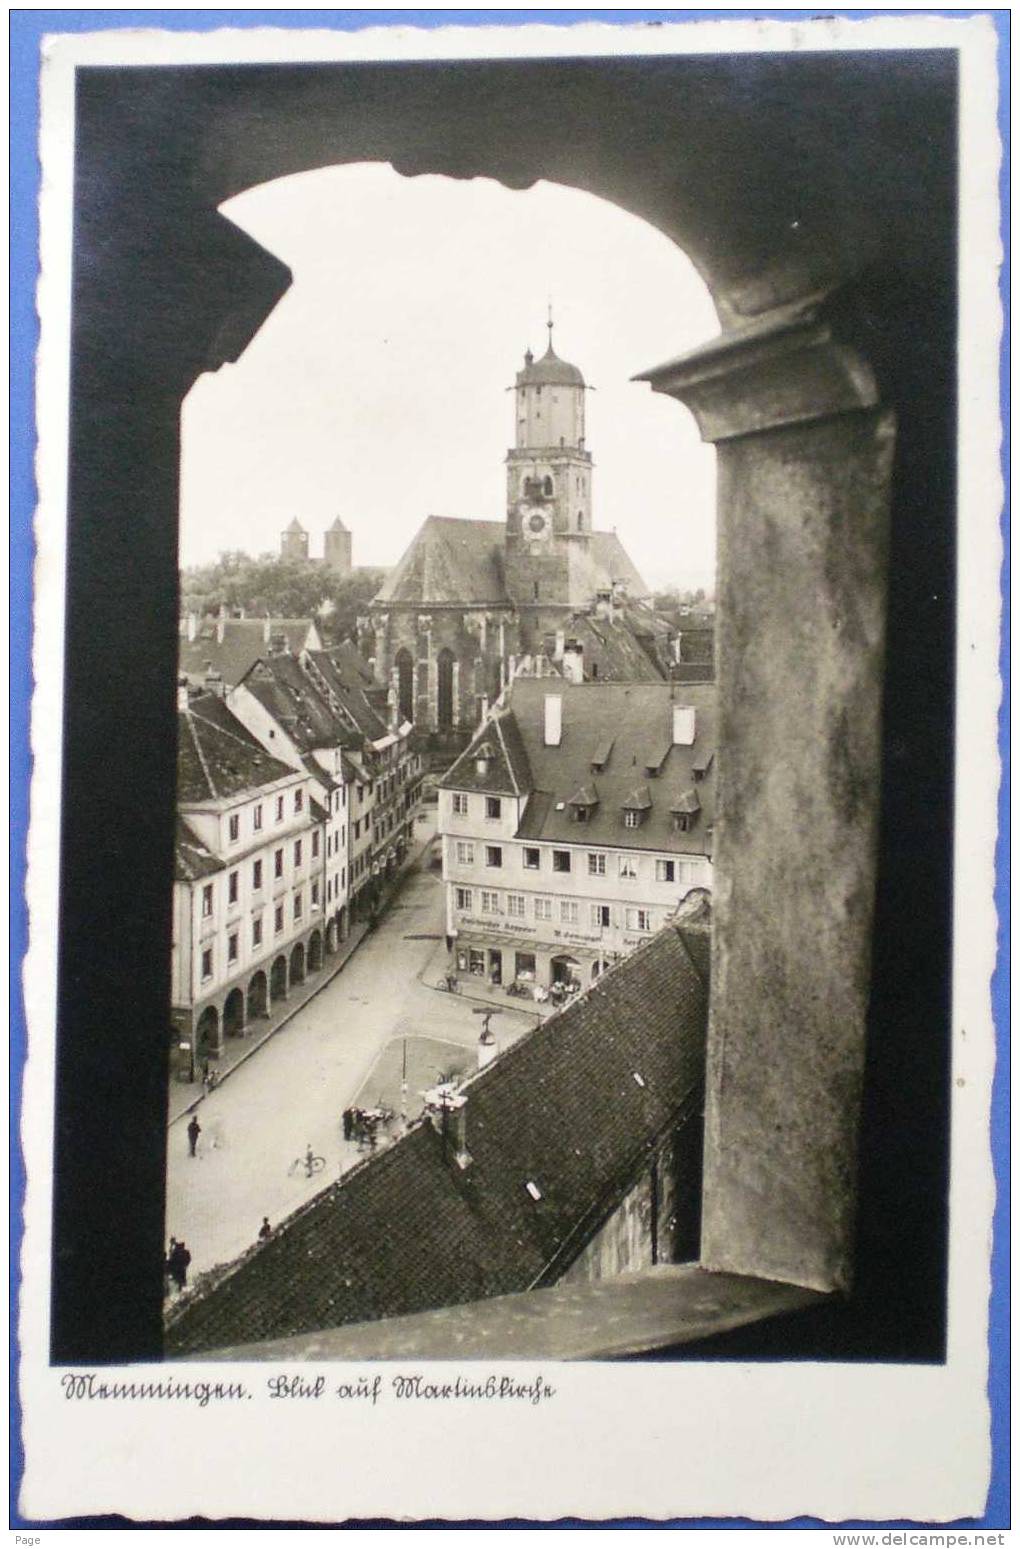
[521,505,551,541]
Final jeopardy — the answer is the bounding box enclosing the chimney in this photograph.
[563,641,584,684]
[186,612,199,643]
[595,587,613,622]
[216,613,226,645]
[672,703,696,746]
[544,693,563,747]
[263,616,272,644]
[177,673,190,712]
[424,1084,471,1169]
[269,632,287,656]
[553,629,566,661]
[204,664,225,699]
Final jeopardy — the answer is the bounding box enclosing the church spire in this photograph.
[546,300,555,355]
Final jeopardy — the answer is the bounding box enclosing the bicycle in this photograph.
[435,973,461,994]
[288,1148,326,1179]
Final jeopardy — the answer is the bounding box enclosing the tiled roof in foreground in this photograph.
[177,693,298,805]
[165,922,709,1356]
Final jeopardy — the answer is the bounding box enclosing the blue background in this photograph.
[9,7,1010,1531]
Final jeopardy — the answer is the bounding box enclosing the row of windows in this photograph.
[201,832,323,915]
[452,839,690,884]
[449,791,695,836]
[226,786,304,844]
[451,792,503,820]
[453,886,654,933]
[199,884,321,980]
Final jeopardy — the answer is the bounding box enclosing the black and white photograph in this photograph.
[16,12,1004,1526]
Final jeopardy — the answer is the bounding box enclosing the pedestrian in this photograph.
[342,1107,353,1142]
[187,1114,201,1157]
[258,1217,272,1242]
[168,1239,191,1292]
[164,1238,177,1298]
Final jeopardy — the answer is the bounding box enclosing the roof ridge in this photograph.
[189,704,272,757]
[184,709,218,800]
[491,712,522,796]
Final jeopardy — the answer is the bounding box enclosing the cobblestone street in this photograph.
[164,826,540,1281]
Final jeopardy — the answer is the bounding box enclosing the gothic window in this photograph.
[577,511,583,530]
[437,648,455,732]
[395,648,414,724]
[543,476,553,496]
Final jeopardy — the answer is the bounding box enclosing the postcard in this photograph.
[16,12,1004,1526]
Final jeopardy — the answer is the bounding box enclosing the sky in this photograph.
[180,163,719,592]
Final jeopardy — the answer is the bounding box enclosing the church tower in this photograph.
[323,516,352,577]
[281,518,309,561]
[504,313,599,611]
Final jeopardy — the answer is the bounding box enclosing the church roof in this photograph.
[374,516,511,607]
[516,340,586,389]
[373,517,649,610]
[590,532,650,599]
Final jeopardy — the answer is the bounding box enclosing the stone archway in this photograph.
[195,1005,220,1059]
[247,970,268,1021]
[270,954,288,1002]
[307,930,323,974]
[223,986,245,1039]
[289,941,306,987]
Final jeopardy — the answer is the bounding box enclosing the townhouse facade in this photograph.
[172,686,330,1077]
[227,642,424,934]
[226,652,354,948]
[437,679,714,993]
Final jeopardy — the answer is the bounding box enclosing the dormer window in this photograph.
[475,743,493,778]
[670,788,701,833]
[591,736,614,773]
[568,781,599,823]
[622,782,652,830]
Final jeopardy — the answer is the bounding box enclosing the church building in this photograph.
[361,321,675,745]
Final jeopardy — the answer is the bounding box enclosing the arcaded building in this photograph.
[361,326,669,744]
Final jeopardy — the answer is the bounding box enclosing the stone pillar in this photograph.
[639,294,894,1294]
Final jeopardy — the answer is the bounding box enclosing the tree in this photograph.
[179,553,387,639]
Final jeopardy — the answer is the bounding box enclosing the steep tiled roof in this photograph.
[174,816,224,882]
[590,532,650,599]
[302,649,389,742]
[456,679,717,857]
[165,923,708,1355]
[374,517,511,607]
[373,517,650,610]
[177,693,297,805]
[236,654,355,755]
[180,619,318,689]
[438,709,533,796]
[563,612,665,682]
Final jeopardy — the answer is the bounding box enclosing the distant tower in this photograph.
[504,309,597,610]
[281,518,309,561]
[323,516,353,577]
